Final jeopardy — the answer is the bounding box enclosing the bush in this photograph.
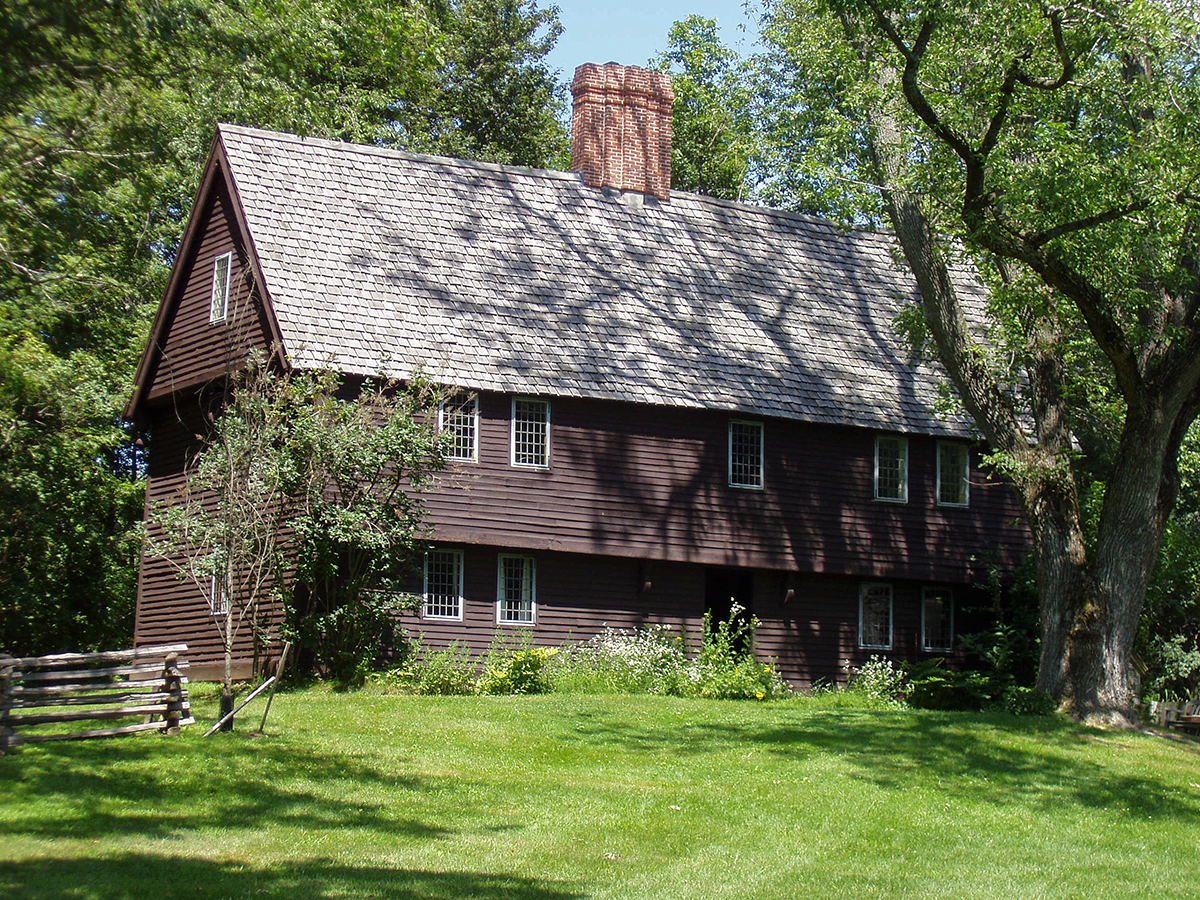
[477,635,557,695]
[684,606,790,701]
[844,656,907,704]
[551,625,689,695]
[999,685,1057,716]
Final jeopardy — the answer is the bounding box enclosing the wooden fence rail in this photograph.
[0,644,194,753]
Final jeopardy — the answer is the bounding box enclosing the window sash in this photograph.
[922,587,954,651]
[209,575,229,616]
[874,436,908,502]
[859,583,893,649]
[440,394,479,462]
[937,442,970,506]
[209,252,232,323]
[497,554,535,624]
[728,420,764,488]
[424,549,464,620]
[511,398,550,468]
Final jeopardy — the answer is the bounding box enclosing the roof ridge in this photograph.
[215,123,893,242]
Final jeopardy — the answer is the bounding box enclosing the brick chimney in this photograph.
[571,63,675,202]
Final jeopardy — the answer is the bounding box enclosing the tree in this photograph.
[653,16,760,201]
[150,360,293,702]
[0,0,566,655]
[762,0,1200,723]
[150,359,447,703]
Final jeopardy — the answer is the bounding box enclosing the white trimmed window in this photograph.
[209,575,229,616]
[440,393,479,462]
[859,583,893,649]
[497,554,536,625]
[511,398,550,468]
[209,251,232,323]
[922,587,954,651]
[729,420,764,489]
[424,549,464,620]
[874,436,908,502]
[937,442,970,507]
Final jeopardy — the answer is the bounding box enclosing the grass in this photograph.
[2,687,1199,899]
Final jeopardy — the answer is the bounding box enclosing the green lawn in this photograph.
[2,688,1198,899]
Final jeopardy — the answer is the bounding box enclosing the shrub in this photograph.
[477,635,557,695]
[684,606,790,701]
[999,685,1057,716]
[845,656,906,704]
[551,625,689,695]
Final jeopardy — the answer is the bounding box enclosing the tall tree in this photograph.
[653,15,760,201]
[0,0,566,655]
[763,0,1200,723]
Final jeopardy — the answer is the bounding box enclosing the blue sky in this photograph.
[544,1,760,81]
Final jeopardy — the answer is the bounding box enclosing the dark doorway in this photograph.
[705,568,754,651]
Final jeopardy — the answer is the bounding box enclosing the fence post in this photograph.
[0,660,14,754]
[162,652,183,736]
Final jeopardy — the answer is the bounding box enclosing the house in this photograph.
[127,63,1030,684]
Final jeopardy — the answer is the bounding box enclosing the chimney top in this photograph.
[570,63,675,202]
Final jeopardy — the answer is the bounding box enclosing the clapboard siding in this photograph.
[135,407,281,680]
[144,180,272,403]
[134,385,1029,681]
[399,543,985,688]
[424,391,1027,583]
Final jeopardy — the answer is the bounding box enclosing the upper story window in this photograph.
[424,548,464,620]
[440,393,479,462]
[937,442,970,507]
[922,587,954,651]
[729,420,764,489]
[511,398,550,468]
[497,554,536,625]
[874,435,908,502]
[209,575,229,616]
[859,583,893,650]
[209,251,232,323]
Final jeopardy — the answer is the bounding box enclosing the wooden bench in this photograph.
[0,644,193,753]
[1161,699,1200,735]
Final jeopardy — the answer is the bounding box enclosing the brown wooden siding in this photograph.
[135,407,282,680]
[401,543,989,688]
[425,392,1028,584]
[144,180,272,404]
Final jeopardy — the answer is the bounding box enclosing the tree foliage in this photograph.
[149,360,447,691]
[653,16,760,201]
[761,0,1200,722]
[0,0,565,655]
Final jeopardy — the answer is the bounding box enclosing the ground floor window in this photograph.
[922,587,954,651]
[497,554,536,624]
[424,549,464,620]
[859,583,893,649]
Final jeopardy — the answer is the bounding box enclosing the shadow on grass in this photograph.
[560,705,1200,822]
[0,855,584,900]
[0,736,452,842]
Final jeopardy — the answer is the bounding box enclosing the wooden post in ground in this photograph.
[162,652,184,736]
[258,642,291,734]
[0,659,13,754]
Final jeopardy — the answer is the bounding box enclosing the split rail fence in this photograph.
[0,644,193,753]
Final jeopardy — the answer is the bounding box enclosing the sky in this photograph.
[544,0,760,82]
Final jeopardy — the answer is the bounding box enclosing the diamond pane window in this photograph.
[424,549,464,620]
[511,398,549,468]
[859,583,893,649]
[874,436,908,502]
[729,420,764,488]
[497,555,535,624]
[922,587,954,651]
[937,442,970,506]
[441,394,478,462]
[209,252,231,323]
